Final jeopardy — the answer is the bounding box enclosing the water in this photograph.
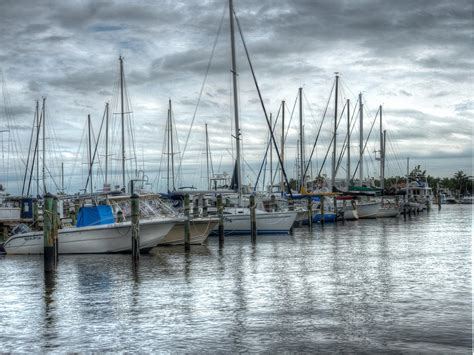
[0,205,471,353]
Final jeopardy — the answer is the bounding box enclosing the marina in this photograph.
[0,205,470,352]
[0,0,471,352]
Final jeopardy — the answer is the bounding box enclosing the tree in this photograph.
[454,170,470,194]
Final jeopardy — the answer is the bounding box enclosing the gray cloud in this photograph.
[0,0,471,194]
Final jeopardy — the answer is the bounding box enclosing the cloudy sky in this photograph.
[0,0,472,195]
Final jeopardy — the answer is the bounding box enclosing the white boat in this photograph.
[460,196,473,204]
[376,206,399,218]
[356,201,380,219]
[3,216,178,255]
[211,207,297,235]
[158,217,218,245]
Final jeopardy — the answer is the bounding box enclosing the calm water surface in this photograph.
[0,205,471,353]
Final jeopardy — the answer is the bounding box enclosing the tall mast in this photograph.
[280,100,285,193]
[299,87,304,191]
[87,114,93,195]
[105,102,109,185]
[166,103,170,193]
[36,100,40,197]
[382,129,386,199]
[61,162,64,194]
[269,113,273,189]
[346,98,351,187]
[42,97,46,194]
[205,123,210,190]
[379,105,384,191]
[229,0,242,199]
[358,93,363,186]
[331,73,339,191]
[169,99,175,191]
[119,56,126,192]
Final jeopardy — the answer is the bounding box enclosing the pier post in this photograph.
[307,198,313,231]
[342,200,347,224]
[402,195,407,220]
[43,193,57,272]
[250,195,257,243]
[438,194,441,211]
[33,198,39,229]
[131,193,140,262]
[320,197,325,225]
[184,194,191,251]
[217,194,224,247]
[202,198,208,217]
[333,196,338,224]
[288,197,294,235]
[193,198,199,218]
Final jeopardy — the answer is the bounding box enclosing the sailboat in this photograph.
[4,58,181,254]
[376,106,399,218]
[208,0,297,235]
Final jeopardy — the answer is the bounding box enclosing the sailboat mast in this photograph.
[167,103,170,193]
[36,100,40,197]
[331,73,339,191]
[280,100,285,193]
[382,129,386,195]
[346,98,350,187]
[269,113,273,189]
[105,102,109,185]
[88,114,93,195]
[42,97,46,194]
[379,105,384,191]
[299,87,304,191]
[61,162,64,194]
[119,56,126,192]
[205,123,210,190]
[359,93,363,186]
[229,0,242,198]
[169,99,175,191]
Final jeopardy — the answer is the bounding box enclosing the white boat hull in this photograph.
[211,209,297,235]
[158,218,218,245]
[357,202,380,219]
[377,207,400,218]
[3,218,178,255]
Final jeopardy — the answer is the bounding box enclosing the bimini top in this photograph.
[76,205,115,227]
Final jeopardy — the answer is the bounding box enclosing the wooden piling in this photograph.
[342,200,347,224]
[403,195,407,220]
[307,198,313,231]
[320,197,325,225]
[33,198,39,229]
[438,194,441,211]
[43,193,57,271]
[192,198,199,218]
[217,194,224,247]
[288,198,294,235]
[184,194,190,251]
[131,193,140,261]
[250,195,257,243]
[202,198,208,217]
[333,196,338,224]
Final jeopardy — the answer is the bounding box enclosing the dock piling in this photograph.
[307,198,313,231]
[333,196,338,224]
[288,198,294,235]
[131,193,140,262]
[43,193,58,272]
[250,195,257,243]
[217,195,224,247]
[320,198,325,225]
[184,194,191,251]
